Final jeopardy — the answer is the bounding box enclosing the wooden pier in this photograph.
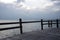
[0,19,60,34]
[0,19,60,40]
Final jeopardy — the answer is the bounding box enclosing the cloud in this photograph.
[0,0,24,4]
[16,0,24,3]
[0,0,17,4]
[0,0,60,20]
[53,1,60,6]
[0,0,60,12]
[51,0,60,6]
[15,0,60,12]
[51,0,60,1]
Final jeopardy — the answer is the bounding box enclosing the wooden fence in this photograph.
[0,19,60,34]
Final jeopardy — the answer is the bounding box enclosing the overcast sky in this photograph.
[0,0,60,20]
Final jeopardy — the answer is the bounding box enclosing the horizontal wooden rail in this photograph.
[22,21,41,23]
[43,23,60,25]
[0,21,47,25]
[0,22,19,25]
[0,21,41,25]
[0,26,19,31]
[0,20,60,25]
[43,20,60,22]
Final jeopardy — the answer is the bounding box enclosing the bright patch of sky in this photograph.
[0,0,17,4]
[23,0,53,10]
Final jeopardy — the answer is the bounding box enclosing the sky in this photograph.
[0,0,60,20]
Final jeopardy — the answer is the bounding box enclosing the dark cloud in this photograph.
[50,0,60,8]
[54,2,60,6]
[51,0,60,1]
[17,0,24,3]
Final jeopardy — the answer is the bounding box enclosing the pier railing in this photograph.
[0,19,60,34]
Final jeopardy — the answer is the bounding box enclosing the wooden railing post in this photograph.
[56,19,59,28]
[19,18,23,34]
[41,19,43,30]
[51,20,52,27]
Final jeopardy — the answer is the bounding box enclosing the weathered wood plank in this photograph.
[41,19,43,30]
[0,26,19,31]
[0,22,19,25]
[19,19,23,34]
[56,19,59,28]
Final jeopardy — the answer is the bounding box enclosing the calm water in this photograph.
[0,20,56,39]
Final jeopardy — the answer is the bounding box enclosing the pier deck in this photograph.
[0,28,60,40]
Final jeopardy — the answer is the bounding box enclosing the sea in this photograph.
[0,20,57,39]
